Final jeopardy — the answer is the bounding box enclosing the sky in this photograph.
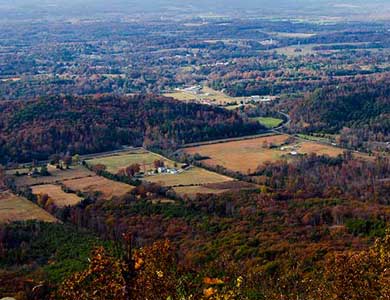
[0,0,389,21]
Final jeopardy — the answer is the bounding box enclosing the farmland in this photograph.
[12,165,95,188]
[185,134,290,173]
[0,191,57,223]
[164,86,244,105]
[173,185,228,198]
[147,166,232,187]
[184,134,346,174]
[250,117,284,128]
[31,184,83,207]
[9,162,134,202]
[62,176,134,199]
[173,181,257,198]
[86,149,237,196]
[298,141,344,157]
[86,149,178,174]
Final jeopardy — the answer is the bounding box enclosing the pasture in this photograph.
[13,165,94,187]
[173,181,256,198]
[298,141,344,157]
[184,135,345,174]
[272,44,317,57]
[250,117,284,128]
[146,166,233,187]
[63,176,134,199]
[173,185,228,197]
[86,149,177,174]
[164,86,244,105]
[185,135,290,173]
[31,184,83,207]
[0,191,57,223]
[86,149,237,196]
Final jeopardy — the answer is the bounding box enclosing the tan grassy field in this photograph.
[173,181,257,198]
[13,165,94,187]
[185,135,290,173]
[173,185,229,197]
[146,167,233,187]
[298,142,344,157]
[63,176,134,199]
[0,191,57,223]
[86,149,177,174]
[270,32,316,38]
[32,184,83,207]
[273,44,317,57]
[87,150,236,195]
[164,86,245,105]
[185,135,345,174]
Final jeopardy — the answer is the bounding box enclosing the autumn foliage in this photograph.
[57,247,127,300]
[54,231,390,300]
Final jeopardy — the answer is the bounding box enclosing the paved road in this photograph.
[274,111,291,130]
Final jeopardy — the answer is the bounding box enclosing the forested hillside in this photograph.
[0,94,262,163]
[290,76,390,150]
[2,154,390,299]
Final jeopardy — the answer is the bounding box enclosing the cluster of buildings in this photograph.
[144,164,191,177]
[182,85,202,94]
[280,146,299,156]
[156,166,180,175]
[241,95,278,104]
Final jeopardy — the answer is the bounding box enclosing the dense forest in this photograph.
[290,76,390,151]
[2,153,390,299]
[0,94,263,164]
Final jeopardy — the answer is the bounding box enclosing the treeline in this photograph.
[0,94,263,164]
[2,220,390,300]
[2,154,390,298]
[290,76,390,151]
[42,156,390,276]
[255,154,390,204]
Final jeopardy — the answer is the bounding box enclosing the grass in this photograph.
[164,86,245,105]
[251,117,283,128]
[185,135,290,174]
[0,191,57,223]
[13,165,94,187]
[185,134,346,174]
[297,133,330,143]
[173,185,229,198]
[270,32,316,38]
[272,44,317,57]
[31,184,83,207]
[86,149,177,174]
[63,176,134,199]
[172,181,257,198]
[87,150,236,195]
[146,167,233,187]
[297,142,344,157]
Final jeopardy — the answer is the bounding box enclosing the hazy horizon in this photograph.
[1,0,390,21]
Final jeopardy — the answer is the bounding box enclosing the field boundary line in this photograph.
[179,132,278,148]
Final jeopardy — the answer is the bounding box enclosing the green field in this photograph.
[251,117,284,128]
[86,150,177,174]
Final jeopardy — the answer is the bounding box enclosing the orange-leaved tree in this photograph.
[312,230,390,300]
[56,240,180,300]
